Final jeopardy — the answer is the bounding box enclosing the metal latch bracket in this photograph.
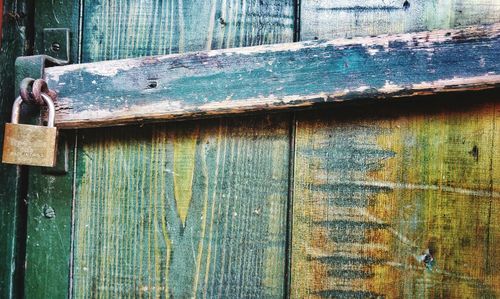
[14,28,70,174]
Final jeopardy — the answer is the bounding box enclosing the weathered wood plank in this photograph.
[291,92,499,298]
[45,24,500,129]
[0,1,30,297]
[33,0,80,63]
[21,1,80,298]
[300,0,500,40]
[68,1,294,297]
[24,134,74,299]
[81,0,294,62]
[73,115,290,298]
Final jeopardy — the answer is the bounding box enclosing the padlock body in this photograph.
[2,123,58,167]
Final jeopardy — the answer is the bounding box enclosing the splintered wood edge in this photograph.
[46,23,500,129]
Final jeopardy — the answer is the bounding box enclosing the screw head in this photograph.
[42,204,56,219]
[51,42,61,53]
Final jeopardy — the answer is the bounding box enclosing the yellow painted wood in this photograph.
[291,94,499,298]
[73,115,290,297]
[172,127,198,225]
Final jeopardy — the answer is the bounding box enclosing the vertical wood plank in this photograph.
[81,0,294,62]
[300,0,500,40]
[72,1,295,297]
[291,94,499,298]
[21,1,80,298]
[0,1,29,297]
[24,135,75,299]
[488,103,500,292]
[33,0,80,62]
[0,0,3,48]
[73,115,290,298]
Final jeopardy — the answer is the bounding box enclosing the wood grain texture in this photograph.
[0,0,29,297]
[291,93,499,298]
[72,115,290,298]
[33,0,80,63]
[24,135,74,299]
[300,0,500,40]
[0,0,3,48]
[68,1,294,297]
[17,1,80,299]
[81,0,294,62]
[45,24,500,129]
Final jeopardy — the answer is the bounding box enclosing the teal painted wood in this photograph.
[72,115,290,298]
[45,24,500,129]
[33,0,81,63]
[20,1,500,299]
[300,0,500,40]
[0,1,29,298]
[70,1,295,298]
[81,0,294,62]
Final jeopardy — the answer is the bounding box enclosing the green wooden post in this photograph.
[22,1,79,298]
[0,0,30,298]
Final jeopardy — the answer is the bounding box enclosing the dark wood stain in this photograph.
[291,95,500,298]
[0,0,3,47]
[0,0,29,297]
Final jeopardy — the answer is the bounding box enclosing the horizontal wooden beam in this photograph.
[45,24,500,128]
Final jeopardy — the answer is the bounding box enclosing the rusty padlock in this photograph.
[2,93,58,167]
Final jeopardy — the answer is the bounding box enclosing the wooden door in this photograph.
[0,0,498,298]
[25,1,295,298]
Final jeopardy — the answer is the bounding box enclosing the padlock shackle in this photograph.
[41,94,56,127]
[11,96,23,124]
[11,93,56,127]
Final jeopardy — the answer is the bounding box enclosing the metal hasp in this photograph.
[15,28,70,92]
[12,31,70,171]
[2,94,58,167]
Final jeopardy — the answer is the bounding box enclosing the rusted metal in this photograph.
[32,79,57,103]
[19,77,36,104]
[19,78,57,105]
[15,55,69,102]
